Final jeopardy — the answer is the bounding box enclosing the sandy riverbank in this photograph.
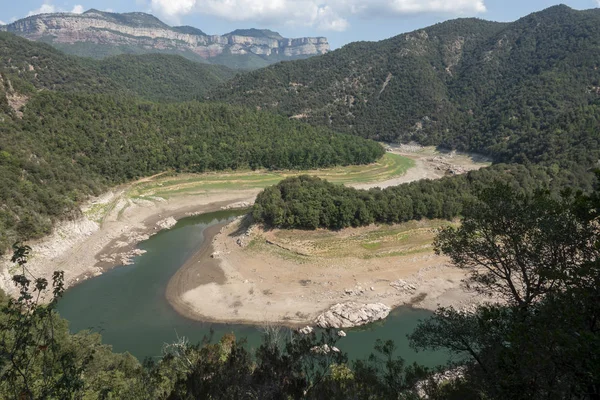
[0,188,259,301]
[166,218,489,327]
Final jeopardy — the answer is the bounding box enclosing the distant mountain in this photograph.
[0,9,329,70]
[212,5,600,167]
[172,25,207,36]
[225,29,284,40]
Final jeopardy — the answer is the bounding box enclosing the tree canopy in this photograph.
[252,162,588,231]
[410,182,600,399]
[0,89,383,253]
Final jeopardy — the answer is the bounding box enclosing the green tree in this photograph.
[410,183,600,399]
[0,244,83,399]
[434,183,598,307]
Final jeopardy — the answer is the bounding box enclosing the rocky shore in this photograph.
[315,302,392,328]
[0,187,259,301]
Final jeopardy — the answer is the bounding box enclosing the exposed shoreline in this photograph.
[164,217,488,328]
[0,189,260,301]
[165,222,231,324]
[163,148,491,327]
[1,147,489,317]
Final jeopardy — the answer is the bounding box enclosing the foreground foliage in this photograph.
[410,183,600,399]
[0,246,428,399]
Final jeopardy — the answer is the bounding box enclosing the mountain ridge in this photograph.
[0,9,329,69]
[211,5,600,166]
[0,32,235,102]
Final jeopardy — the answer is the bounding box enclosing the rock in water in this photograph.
[298,326,314,335]
[156,217,177,230]
[315,302,391,328]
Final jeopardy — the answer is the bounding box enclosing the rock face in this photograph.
[315,302,392,328]
[1,9,329,68]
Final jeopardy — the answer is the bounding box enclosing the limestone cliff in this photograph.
[1,9,329,69]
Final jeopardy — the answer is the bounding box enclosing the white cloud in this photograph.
[148,0,486,30]
[314,5,349,31]
[0,20,5,25]
[27,3,57,16]
[26,2,86,17]
[596,0,600,7]
[71,5,85,14]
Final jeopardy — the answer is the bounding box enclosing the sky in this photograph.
[1,0,600,49]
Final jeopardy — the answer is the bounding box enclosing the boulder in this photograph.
[298,326,314,335]
[156,217,177,230]
[315,302,391,328]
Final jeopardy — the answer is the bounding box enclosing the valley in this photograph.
[0,4,598,397]
[0,148,487,304]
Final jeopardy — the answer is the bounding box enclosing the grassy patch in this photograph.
[361,242,382,251]
[83,202,115,223]
[259,219,453,261]
[127,153,414,199]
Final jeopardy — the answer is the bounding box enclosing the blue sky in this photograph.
[1,0,599,49]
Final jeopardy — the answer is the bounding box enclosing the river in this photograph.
[56,210,448,366]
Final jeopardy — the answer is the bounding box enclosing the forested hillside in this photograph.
[89,54,236,102]
[213,5,600,169]
[0,33,237,102]
[0,91,382,252]
[253,100,600,230]
[0,33,121,94]
[0,33,383,253]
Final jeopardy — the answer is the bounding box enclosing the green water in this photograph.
[56,210,447,366]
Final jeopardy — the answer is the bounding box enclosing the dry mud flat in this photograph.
[355,144,490,189]
[168,219,487,327]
